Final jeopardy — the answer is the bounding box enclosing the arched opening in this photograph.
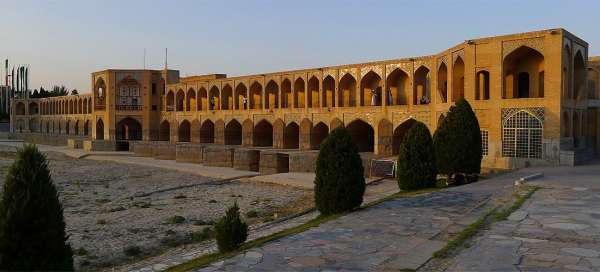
[159,120,170,141]
[117,77,141,111]
[476,70,490,100]
[209,86,220,110]
[346,119,374,152]
[78,99,83,114]
[437,62,448,103]
[46,121,50,133]
[386,68,409,105]
[176,89,185,111]
[29,102,39,115]
[96,119,105,140]
[225,120,242,145]
[234,84,247,110]
[74,120,79,135]
[166,91,175,111]
[452,57,465,102]
[94,78,106,109]
[293,78,305,108]
[281,79,292,108]
[200,120,215,143]
[311,122,329,149]
[16,102,25,115]
[116,117,142,140]
[66,120,71,135]
[83,98,88,113]
[502,110,542,158]
[178,120,191,142]
[253,120,273,147]
[392,119,417,155]
[322,76,335,107]
[29,118,39,133]
[250,82,262,109]
[564,45,572,99]
[360,71,382,106]
[87,99,92,114]
[84,120,89,136]
[69,100,74,114]
[265,80,279,109]
[308,76,319,108]
[186,88,196,111]
[283,122,300,149]
[573,51,586,100]
[222,84,233,110]
[414,66,430,105]
[198,87,208,111]
[338,73,356,107]
[503,46,545,99]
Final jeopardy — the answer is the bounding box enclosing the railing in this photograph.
[116,105,142,111]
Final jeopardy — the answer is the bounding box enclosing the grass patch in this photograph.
[166,188,438,272]
[433,186,538,259]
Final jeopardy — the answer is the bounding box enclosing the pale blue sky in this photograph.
[1,0,598,92]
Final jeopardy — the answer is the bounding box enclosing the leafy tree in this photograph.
[70,89,78,95]
[31,89,40,98]
[0,144,73,271]
[314,127,365,215]
[51,85,69,97]
[433,98,482,182]
[214,203,248,253]
[396,122,437,190]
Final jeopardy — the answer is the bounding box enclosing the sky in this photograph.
[1,0,599,93]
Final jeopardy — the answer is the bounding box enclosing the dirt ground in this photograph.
[0,148,312,270]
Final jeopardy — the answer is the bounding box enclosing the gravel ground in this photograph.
[0,147,311,270]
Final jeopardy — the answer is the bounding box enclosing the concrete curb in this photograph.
[515,173,543,186]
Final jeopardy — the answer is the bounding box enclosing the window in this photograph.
[152,105,158,111]
[502,110,542,159]
[152,83,157,95]
[481,130,489,156]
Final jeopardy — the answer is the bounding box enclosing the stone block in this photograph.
[152,142,176,160]
[288,151,318,173]
[176,143,204,163]
[234,148,260,171]
[130,141,153,157]
[83,140,116,151]
[203,145,235,167]
[259,151,289,174]
[67,138,83,149]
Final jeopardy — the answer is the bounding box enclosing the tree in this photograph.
[433,98,482,183]
[0,144,73,271]
[396,122,437,190]
[70,89,78,95]
[31,89,39,98]
[51,85,69,97]
[314,127,365,215]
[214,202,248,253]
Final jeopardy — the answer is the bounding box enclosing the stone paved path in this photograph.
[445,162,600,272]
[195,169,533,271]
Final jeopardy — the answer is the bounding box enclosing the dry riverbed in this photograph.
[0,147,312,270]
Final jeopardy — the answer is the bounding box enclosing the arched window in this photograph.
[502,110,542,158]
[476,70,490,100]
[503,46,544,99]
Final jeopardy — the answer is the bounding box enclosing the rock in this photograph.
[545,222,589,230]
[508,211,528,221]
[560,248,600,258]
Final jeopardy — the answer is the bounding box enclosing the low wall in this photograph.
[9,132,72,146]
[203,145,235,167]
[259,151,289,175]
[130,141,154,157]
[67,138,84,149]
[288,151,318,173]
[176,143,204,164]
[152,142,176,160]
[83,140,116,151]
[233,148,260,171]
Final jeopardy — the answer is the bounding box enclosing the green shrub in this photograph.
[0,144,73,271]
[190,227,214,242]
[433,98,482,182]
[215,203,248,253]
[314,127,365,215]
[396,122,437,190]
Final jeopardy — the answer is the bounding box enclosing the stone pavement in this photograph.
[247,172,388,189]
[195,169,535,271]
[445,162,600,272]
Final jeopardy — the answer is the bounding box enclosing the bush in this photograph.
[167,215,186,224]
[433,98,482,181]
[190,227,214,242]
[0,144,73,271]
[215,203,248,252]
[396,122,437,190]
[314,127,365,215]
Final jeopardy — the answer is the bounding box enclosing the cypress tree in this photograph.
[396,122,437,190]
[433,98,482,182]
[0,144,73,271]
[314,127,365,215]
[214,202,248,253]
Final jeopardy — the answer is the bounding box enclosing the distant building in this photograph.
[9,28,600,170]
